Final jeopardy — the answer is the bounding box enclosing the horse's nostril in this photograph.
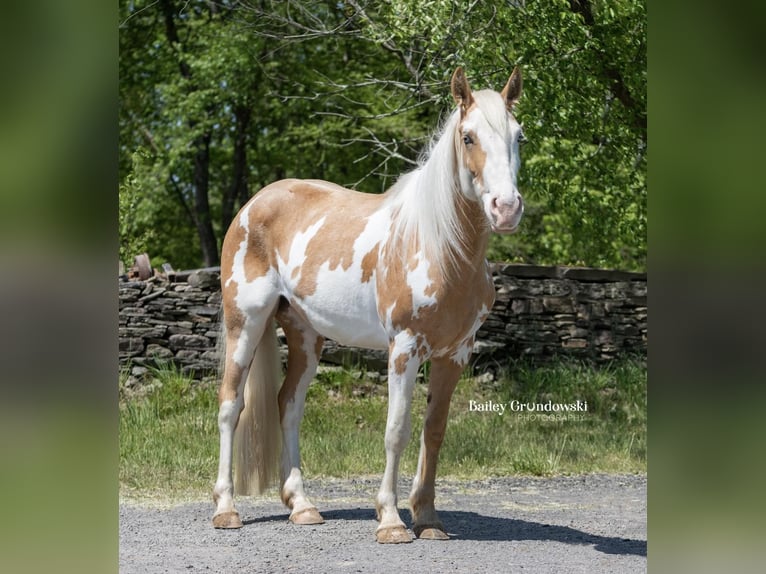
[490,196,499,211]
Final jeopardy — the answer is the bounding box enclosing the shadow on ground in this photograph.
[244,507,646,557]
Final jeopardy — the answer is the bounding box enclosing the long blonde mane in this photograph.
[384,109,465,278]
[384,90,509,278]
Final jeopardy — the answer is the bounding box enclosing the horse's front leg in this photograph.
[375,332,421,544]
[409,356,463,540]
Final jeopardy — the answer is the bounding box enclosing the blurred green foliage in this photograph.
[119,0,646,270]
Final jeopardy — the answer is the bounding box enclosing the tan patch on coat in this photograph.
[217,291,247,405]
[459,123,487,187]
[220,222,245,283]
[244,181,383,299]
[276,300,323,416]
[394,351,413,376]
[361,244,380,283]
[230,194,281,284]
[417,336,429,359]
[217,222,251,405]
[219,224,248,372]
[295,206,369,296]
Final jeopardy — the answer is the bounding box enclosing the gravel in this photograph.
[120,474,646,573]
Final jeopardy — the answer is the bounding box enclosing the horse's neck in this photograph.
[421,148,490,256]
[453,190,492,269]
[410,166,490,275]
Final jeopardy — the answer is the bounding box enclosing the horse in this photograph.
[212,66,525,544]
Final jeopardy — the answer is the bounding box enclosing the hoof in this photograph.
[376,525,413,544]
[414,525,449,540]
[289,507,325,525]
[212,511,243,529]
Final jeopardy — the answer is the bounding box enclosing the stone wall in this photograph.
[119,268,223,380]
[476,264,646,368]
[119,264,646,380]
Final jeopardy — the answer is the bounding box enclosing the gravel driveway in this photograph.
[120,474,646,573]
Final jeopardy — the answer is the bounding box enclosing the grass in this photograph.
[119,359,646,501]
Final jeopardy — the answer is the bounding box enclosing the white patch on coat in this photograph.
[224,201,254,289]
[279,208,392,350]
[407,252,437,318]
[213,397,243,514]
[277,216,327,286]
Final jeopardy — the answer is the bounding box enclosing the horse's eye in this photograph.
[463,134,473,146]
[518,131,527,145]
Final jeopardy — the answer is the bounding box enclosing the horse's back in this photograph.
[223,178,382,261]
[221,179,390,349]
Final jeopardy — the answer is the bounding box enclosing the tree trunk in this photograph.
[568,0,646,142]
[161,0,219,266]
[193,131,219,266]
[222,104,251,234]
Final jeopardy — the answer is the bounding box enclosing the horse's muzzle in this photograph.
[490,195,524,234]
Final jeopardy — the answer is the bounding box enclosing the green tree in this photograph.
[335,0,646,269]
[119,0,646,271]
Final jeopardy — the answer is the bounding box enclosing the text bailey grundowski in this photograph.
[468,399,589,415]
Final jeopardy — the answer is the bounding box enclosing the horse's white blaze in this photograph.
[479,126,514,191]
[462,98,523,232]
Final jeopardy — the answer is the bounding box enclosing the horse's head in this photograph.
[451,67,525,234]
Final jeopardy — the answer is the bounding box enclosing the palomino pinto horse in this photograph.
[213,67,525,543]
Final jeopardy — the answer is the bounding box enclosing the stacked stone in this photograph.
[118,263,647,382]
[119,269,222,381]
[476,264,647,365]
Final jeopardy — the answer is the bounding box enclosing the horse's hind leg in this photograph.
[212,302,276,528]
[408,356,462,540]
[276,302,325,525]
[212,321,252,528]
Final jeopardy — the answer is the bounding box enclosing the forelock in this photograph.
[472,90,511,140]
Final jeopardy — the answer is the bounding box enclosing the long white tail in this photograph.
[233,322,282,495]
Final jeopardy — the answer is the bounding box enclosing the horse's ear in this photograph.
[451,67,474,115]
[501,66,523,110]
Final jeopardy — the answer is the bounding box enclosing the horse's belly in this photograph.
[282,264,389,350]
